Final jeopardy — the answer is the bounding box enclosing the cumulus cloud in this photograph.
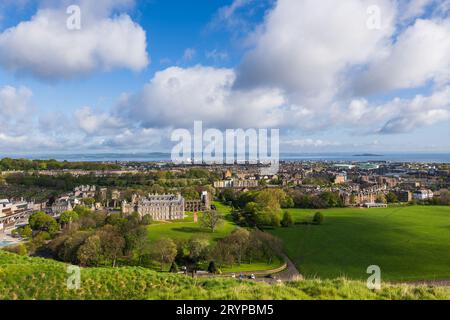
[74,106,125,135]
[1,0,450,153]
[118,66,287,130]
[235,0,396,101]
[356,18,450,94]
[0,86,33,117]
[333,86,450,134]
[399,0,435,22]
[101,128,166,149]
[0,1,149,80]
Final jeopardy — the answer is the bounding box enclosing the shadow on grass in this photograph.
[171,227,207,234]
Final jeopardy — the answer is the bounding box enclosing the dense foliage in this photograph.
[0,158,121,171]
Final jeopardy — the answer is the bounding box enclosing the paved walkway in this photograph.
[275,254,303,281]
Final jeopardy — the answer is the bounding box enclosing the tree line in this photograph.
[0,158,121,171]
[7,206,281,274]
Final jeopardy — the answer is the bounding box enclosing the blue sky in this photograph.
[0,0,449,154]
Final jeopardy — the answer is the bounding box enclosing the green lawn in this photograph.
[147,201,236,243]
[270,206,450,282]
[146,202,283,273]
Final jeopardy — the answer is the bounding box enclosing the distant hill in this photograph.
[0,251,448,300]
[353,153,383,157]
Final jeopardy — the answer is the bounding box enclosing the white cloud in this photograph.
[334,87,450,134]
[2,0,450,153]
[0,2,149,80]
[102,128,165,149]
[356,18,450,94]
[205,50,229,62]
[282,139,340,148]
[183,48,196,61]
[236,0,396,101]
[119,66,287,129]
[399,0,435,22]
[0,86,32,117]
[74,106,125,135]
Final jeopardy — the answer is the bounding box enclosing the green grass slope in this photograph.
[270,206,450,281]
[0,251,448,300]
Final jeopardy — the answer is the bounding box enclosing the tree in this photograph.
[187,237,210,264]
[313,212,324,225]
[207,261,218,274]
[169,261,179,273]
[60,211,79,227]
[200,210,223,232]
[29,211,59,235]
[211,240,235,267]
[222,228,250,265]
[97,225,125,267]
[376,193,387,204]
[281,211,294,227]
[124,226,148,255]
[141,214,153,225]
[82,198,96,207]
[73,205,92,217]
[249,230,283,264]
[2,243,27,256]
[77,235,101,266]
[15,225,33,239]
[439,189,450,206]
[386,192,398,204]
[319,192,343,208]
[281,195,295,208]
[152,238,177,271]
[58,231,91,263]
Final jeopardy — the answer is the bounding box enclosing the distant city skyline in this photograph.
[0,0,449,154]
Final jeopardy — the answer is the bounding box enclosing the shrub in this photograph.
[281,211,294,227]
[169,261,179,273]
[313,212,324,225]
[2,243,28,256]
[207,261,218,274]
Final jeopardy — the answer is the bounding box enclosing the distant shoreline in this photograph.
[1,152,450,164]
[353,154,383,157]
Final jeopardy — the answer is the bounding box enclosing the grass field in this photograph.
[270,206,450,282]
[146,202,285,272]
[1,251,448,300]
[147,201,236,243]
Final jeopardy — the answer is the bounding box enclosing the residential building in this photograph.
[395,190,413,203]
[413,190,434,200]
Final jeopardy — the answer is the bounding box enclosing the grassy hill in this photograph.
[270,206,450,281]
[0,251,448,300]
